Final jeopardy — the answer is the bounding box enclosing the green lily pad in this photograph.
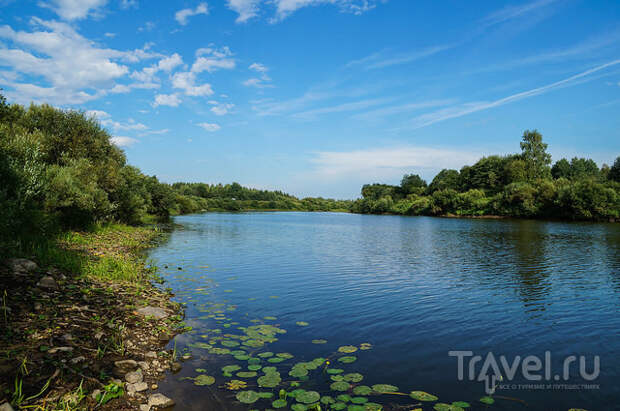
[222,365,241,374]
[194,375,215,386]
[296,321,309,326]
[363,403,383,411]
[344,373,363,382]
[352,385,372,396]
[434,404,464,411]
[372,384,398,393]
[330,381,351,391]
[247,364,262,371]
[331,403,346,410]
[221,340,240,347]
[272,399,287,408]
[289,367,309,378]
[268,357,285,363]
[276,352,294,359]
[236,371,257,378]
[338,356,357,364]
[327,368,344,374]
[258,392,273,399]
[291,404,307,411]
[452,401,470,408]
[351,397,368,404]
[258,352,274,358]
[257,373,281,388]
[236,390,260,404]
[296,390,320,404]
[312,339,327,344]
[264,316,277,320]
[338,345,358,353]
[347,405,365,411]
[410,391,439,401]
[336,394,351,402]
[331,375,344,382]
[320,396,335,404]
[480,396,495,405]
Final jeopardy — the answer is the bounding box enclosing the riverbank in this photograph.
[0,224,187,410]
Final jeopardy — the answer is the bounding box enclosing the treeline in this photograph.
[0,95,347,252]
[351,130,620,221]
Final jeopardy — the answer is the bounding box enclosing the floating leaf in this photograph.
[479,396,494,405]
[331,403,346,410]
[258,392,274,399]
[338,356,357,364]
[277,352,294,359]
[258,352,274,358]
[289,367,309,378]
[225,380,247,390]
[351,397,368,404]
[327,368,344,375]
[264,316,277,320]
[434,404,464,411]
[221,340,240,347]
[331,375,344,382]
[363,403,383,411]
[222,365,241,374]
[359,343,373,350]
[236,371,258,378]
[272,399,287,408]
[296,321,309,326]
[344,373,363,383]
[320,396,335,405]
[338,345,358,353]
[330,381,351,391]
[291,404,307,411]
[336,394,351,403]
[312,339,327,344]
[353,386,372,396]
[236,390,260,404]
[194,375,215,386]
[296,391,320,404]
[257,373,281,388]
[410,391,439,401]
[452,401,470,408]
[372,384,399,393]
[248,364,262,371]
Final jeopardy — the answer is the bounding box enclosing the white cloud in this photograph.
[311,146,481,180]
[406,59,620,129]
[346,44,453,70]
[192,47,236,73]
[0,18,159,105]
[153,93,181,107]
[292,98,391,120]
[197,122,221,131]
[175,2,209,25]
[482,0,557,27]
[40,0,108,20]
[272,0,379,21]
[120,0,138,9]
[210,103,234,116]
[110,136,138,147]
[86,109,110,119]
[244,62,272,88]
[249,62,268,73]
[171,71,214,96]
[226,0,262,23]
[130,53,182,84]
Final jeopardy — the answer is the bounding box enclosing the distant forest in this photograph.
[351,130,620,221]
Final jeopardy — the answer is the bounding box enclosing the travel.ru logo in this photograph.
[448,351,600,394]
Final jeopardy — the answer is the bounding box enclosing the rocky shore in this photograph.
[0,227,186,410]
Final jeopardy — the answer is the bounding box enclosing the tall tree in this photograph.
[609,157,620,182]
[520,129,551,181]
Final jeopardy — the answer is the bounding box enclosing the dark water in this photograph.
[149,212,620,411]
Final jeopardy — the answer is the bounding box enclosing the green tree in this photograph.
[520,129,551,181]
[428,169,460,193]
[551,158,571,179]
[400,174,427,195]
[609,157,620,182]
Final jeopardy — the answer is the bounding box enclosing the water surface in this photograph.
[149,212,620,411]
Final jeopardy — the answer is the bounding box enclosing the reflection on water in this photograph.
[148,213,620,410]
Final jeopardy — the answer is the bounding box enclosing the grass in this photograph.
[12,222,164,284]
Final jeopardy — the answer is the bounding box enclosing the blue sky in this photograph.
[1,0,619,198]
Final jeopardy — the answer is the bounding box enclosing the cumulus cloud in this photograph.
[210,102,234,115]
[153,93,181,107]
[130,53,182,85]
[197,122,221,131]
[110,136,138,147]
[226,0,262,23]
[171,71,214,96]
[192,47,236,73]
[244,62,272,88]
[175,2,209,25]
[40,0,108,21]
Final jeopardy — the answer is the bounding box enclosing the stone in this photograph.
[145,351,157,359]
[70,356,85,364]
[34,302,42,311]
[61,333,73,342]
[181,353,191,361]
[133,382,148,392]
[139,405,151,411]
[125,368,143,384]
[148,393,174,409]
[171,362,181,372]
[48,347,73,354]
[138,361,150,370]
[90,389,101,401]
[6,258,38,274]
[0,402,15,411]
[136,306,169,320]
[94,331,104,340]
[37,276,58,290]
[114,359,138,374]
[151,384,158,390]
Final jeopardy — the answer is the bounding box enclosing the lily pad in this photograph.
[296,390,320,404]
[276,352,294,359]
[194,375,215,386]
[268,357,285,363]
[372,384,399,393]
[236,371,258,378]
[247,364,262,371]
[272,399,287,408]
[338,356,357,364]
[291,404,307,411]
[258,352,274,358]
[312,339,327,344]
[344,373,363,383]
[331,403,346,410]
[353,385,372,396]
[236,390,260,404]
[338,345,358,353]
[327,368,344,374]
[410,391,439,401]
[225,380,247,390]
[452,401,470,408]
[296,321,309,326]
[479,396,495,405]
[330,381,351,391]
[434,404,464,411]
[351,397,368,404]
[359,343,373,350]
[257,373,281,388]
[222,365,241,374]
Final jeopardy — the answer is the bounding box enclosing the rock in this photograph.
[158,333,170,343]
[114,359,138,374]
[136,306,169,320]
[139,404,151,411]
[48,346,73,354]
[70,356,85,364]
[34,302,42,311]
[94,331,104,340]
[6,258,38,274]
[125,368,143,384]
[37,276,58,290]
[181,353,191,361]
[145,351,157,359]
[133,382,148,392]
[138,361,150,370]
[90,389,101,401]
[148,393,174,409]
[151,384,158,390]
[61,333,73,342]
[0,402,15,411]
[171,362,182,372]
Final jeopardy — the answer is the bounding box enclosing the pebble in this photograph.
[34,302,42,311]
[139,404,151,411]
[171,362,182,372]
[114,359,138,374]
[136,306,169,319]
[48,346,73,354]
[70,356,85,364]
[148,393,175,409]
[138,361,150,370]
[151,384,158,390]
[145,351,157,359]
[125,368,143,384]
[37,275,58,290]
[0,402,15,411]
